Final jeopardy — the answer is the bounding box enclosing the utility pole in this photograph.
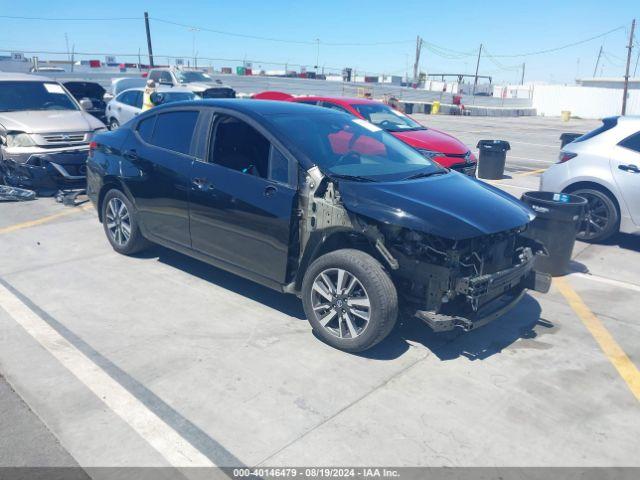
[70,45,74,72]
[593,45,603,77]
[634,48,640,77]
[138,48,141,71]
[472,43,483,96]
[412,35,423,86]
[144,11,154,68]
[520,62,526,85]
[64,33,70,62]
[622,19,636,115]
[315,38,320,74]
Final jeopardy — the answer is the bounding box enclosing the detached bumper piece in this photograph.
[416,249,551,332]
[1,150,88,196]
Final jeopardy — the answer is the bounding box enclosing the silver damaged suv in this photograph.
[0,72,107,193]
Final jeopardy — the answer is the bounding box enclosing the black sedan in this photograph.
[87,99,549,352]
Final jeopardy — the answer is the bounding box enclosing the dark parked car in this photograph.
[63,81,107,123]
[87,100,550,352]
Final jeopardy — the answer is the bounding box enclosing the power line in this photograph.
[488,25,625,57]
[151,17,412,47]
[0,14,139,21]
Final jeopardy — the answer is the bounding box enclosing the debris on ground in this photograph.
[0,185,37,202]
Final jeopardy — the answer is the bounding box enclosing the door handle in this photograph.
[618,164,640,173]
[264,185,278,197]
[192,177,215,190]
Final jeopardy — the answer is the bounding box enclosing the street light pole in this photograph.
[315,38,320,75]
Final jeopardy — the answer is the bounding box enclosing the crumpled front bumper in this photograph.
[416,249,551,332]
[1,147,88,195]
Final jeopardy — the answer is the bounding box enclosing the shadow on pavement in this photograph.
[142,246,550,362]
[361,294,549,362]
[147,245,306,320]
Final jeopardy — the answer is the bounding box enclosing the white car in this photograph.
[105,87,198,130]
[541,116,640,242]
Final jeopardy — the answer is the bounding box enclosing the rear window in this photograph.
[137,116,156,143]
[150,111,199,155]
[573,116,618,143]
[618,131,640,153]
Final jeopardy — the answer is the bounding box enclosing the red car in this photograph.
[252,92,477,175]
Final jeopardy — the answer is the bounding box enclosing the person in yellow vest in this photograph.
[142,79,157,111]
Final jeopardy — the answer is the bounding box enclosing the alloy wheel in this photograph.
[577,192,610,241]
[310,268,371,339]
[105,197,131,247]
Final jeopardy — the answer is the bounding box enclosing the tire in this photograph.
[301,249,398,352]
[572,188,619,243]
[101,189,150,255]
[109,118,119,131]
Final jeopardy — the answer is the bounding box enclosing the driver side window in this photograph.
[210,115,293,185]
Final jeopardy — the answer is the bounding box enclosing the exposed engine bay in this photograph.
[295,167,551,332]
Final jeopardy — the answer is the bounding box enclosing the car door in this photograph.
[115,91,141,124]
[121,109,201,247]
[189,112,298,284]
[611,130,640,225]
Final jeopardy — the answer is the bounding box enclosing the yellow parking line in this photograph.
[555,277,640,402]
[0,204,92,235]
[513,168,546,177]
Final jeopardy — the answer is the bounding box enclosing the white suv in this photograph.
[541,116,640,242]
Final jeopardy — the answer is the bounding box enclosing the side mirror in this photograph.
[103,92,114,102]
[79,98,94,110]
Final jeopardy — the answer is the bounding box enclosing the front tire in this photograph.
[109,118,119,130]
[102,189,150,255]
[572,188,619,243]
[302,249,398,352]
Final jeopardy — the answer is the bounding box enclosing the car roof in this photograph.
[294,96,380,106]
[118,86,195,93]
[153,98,343,118]
[0,72,55,82]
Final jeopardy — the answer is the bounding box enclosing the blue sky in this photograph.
[0,0,637,83]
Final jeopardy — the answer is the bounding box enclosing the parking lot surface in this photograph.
[1,115,639,471]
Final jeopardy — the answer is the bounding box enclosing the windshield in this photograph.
[352,103,425,132]
[268,111,445,182]
[64,82,106,100]
[176,71,213,83]
[0,81,78,112]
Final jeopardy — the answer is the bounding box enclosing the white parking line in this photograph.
[0,281,216,468]
[570,272,640,293]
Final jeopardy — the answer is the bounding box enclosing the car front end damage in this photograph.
[386,227,550,331]
[294,168,550,333]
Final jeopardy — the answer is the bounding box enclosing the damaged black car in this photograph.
[87,99,550,352]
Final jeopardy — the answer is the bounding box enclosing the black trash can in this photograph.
[476,140,510,180]
[560,133,583,148]
[521,191,587,277]
[404,102,414,114]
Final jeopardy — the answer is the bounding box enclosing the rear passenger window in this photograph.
[150,111,199,155]
[619,132,640,153]
[137,116,156,143]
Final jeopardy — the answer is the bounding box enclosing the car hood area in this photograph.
[0,110,104,133]
[391,128,469,155]
[336,172,535,240]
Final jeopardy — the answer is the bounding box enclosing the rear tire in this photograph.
[572,188,619,243]
[109,118,119,130]
[301,249,398,352]
[101,189,150,255]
